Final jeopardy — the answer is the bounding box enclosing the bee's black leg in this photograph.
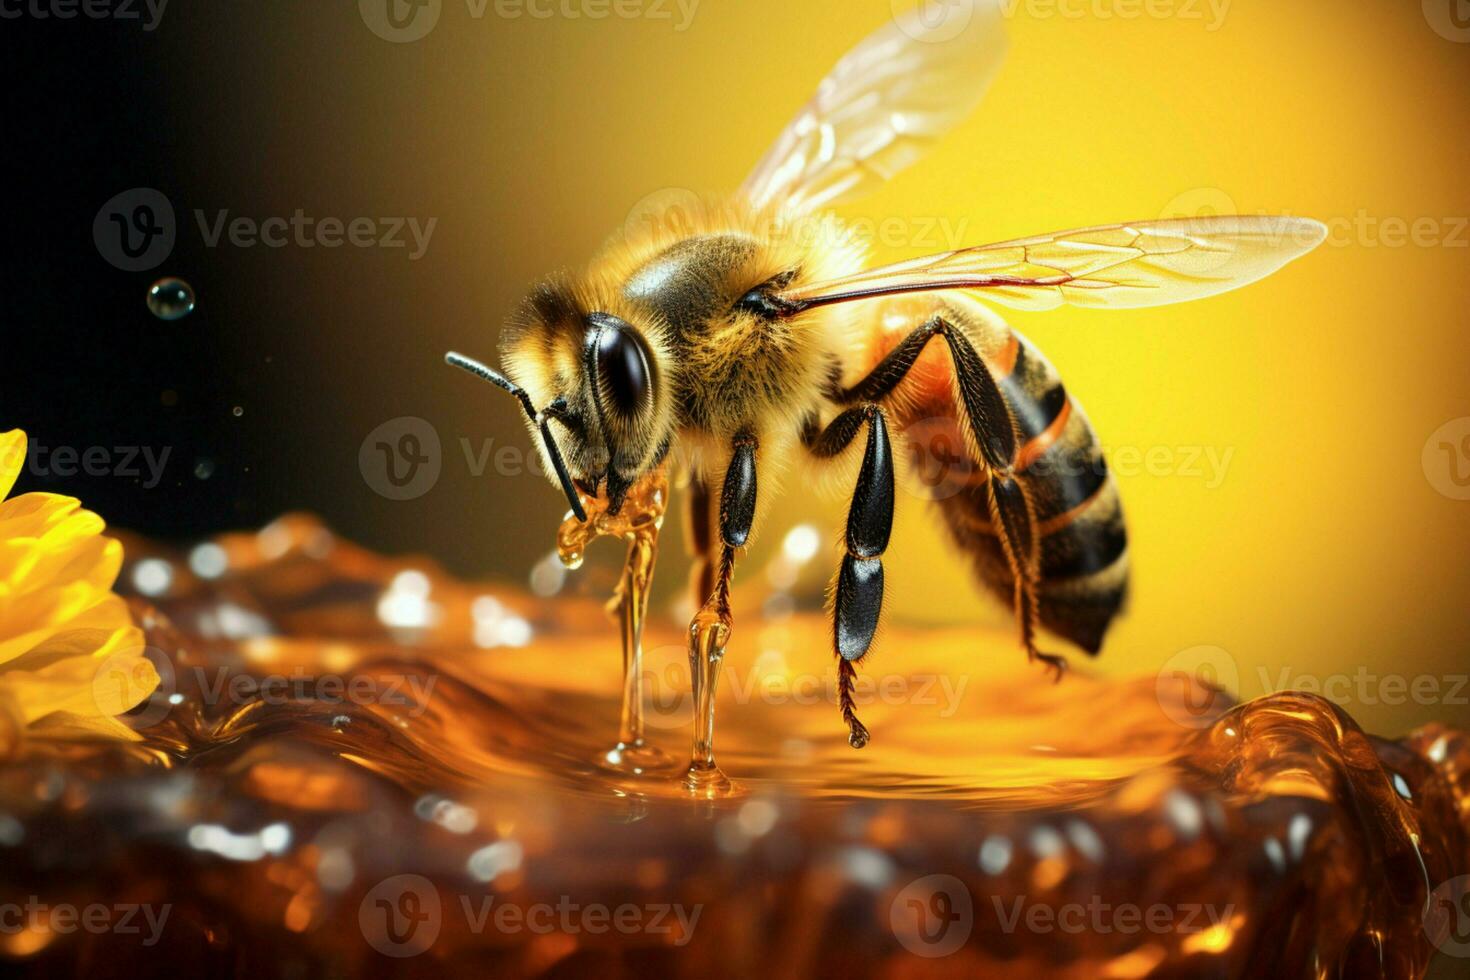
[805,404,894,748]
[835,316,1067,682]
[683,433,757,795]
[719,434,758,549]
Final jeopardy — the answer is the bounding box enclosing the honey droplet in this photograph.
[147,277,195,320]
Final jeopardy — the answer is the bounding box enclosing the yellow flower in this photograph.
[0,430,159,747]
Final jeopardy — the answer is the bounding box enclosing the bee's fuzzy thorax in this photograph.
[498,194,873,524]
[596,197,869,469]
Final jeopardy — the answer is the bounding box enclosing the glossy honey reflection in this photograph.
[0,516,1466,978]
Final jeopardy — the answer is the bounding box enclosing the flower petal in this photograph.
[26,710,143,742]
[0,626,155,723]
[0,589,135,667]
[0,515,118,600]
[0,430,25,501]
[0,433,159,744]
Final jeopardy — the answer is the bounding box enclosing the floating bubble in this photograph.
[146,277,195,320]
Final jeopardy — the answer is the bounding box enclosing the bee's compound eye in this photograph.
[591,316,652,416]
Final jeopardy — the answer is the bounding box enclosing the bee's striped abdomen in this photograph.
[876,299,1129,654]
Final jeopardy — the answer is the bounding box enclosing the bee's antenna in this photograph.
[536,399,588,523]
[445,351,588,523]
[445,351,537,422]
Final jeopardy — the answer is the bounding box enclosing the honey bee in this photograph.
[446,1,1324,757]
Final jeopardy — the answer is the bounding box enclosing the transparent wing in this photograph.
[777,216,1329,313]
[739,0,1007,215]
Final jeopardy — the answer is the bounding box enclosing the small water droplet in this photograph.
[147,278,195,320]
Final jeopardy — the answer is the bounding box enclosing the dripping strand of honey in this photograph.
[556,468,677,779]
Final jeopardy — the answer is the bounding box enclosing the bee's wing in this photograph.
[739,1,1007,216]
[777,216,1329,313]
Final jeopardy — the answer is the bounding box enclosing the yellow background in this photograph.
[187,0,1470,735]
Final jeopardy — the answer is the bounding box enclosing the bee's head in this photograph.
[450,278,672,522]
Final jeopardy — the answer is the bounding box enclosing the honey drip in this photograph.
[684,601,733,799]
[556,469,671,776]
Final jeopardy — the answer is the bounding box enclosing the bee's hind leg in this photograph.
[987,470,1069,683]
[834,315,1068,683]
[805,404,895,748]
